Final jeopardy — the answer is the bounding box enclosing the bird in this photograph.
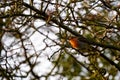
[68,36,96,56]
[69,36,90,50]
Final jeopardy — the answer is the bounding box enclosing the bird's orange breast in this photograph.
[69,38,79,49]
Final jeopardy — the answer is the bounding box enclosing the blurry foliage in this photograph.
[59,53,82,77]
[0,0,120,80]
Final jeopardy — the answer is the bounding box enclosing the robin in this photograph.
[69,37,89,49]
[69,36,94,54]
